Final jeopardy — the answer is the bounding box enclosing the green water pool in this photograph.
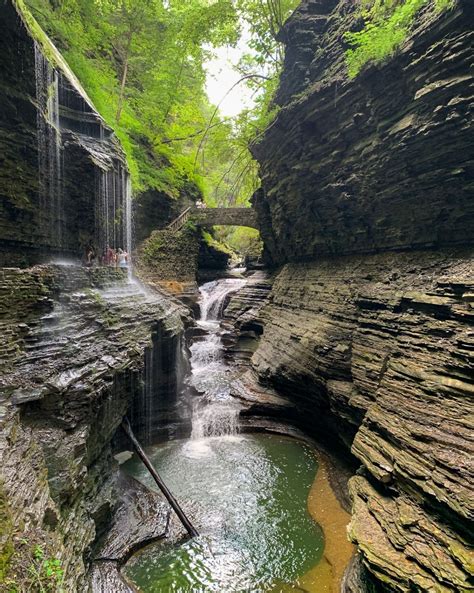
[122,433,324,592]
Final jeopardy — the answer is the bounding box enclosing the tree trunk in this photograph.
[116,31,133,125]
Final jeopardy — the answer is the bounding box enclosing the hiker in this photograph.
[116,248,129,269]
[85,244,96,267]
[105,245,115,266]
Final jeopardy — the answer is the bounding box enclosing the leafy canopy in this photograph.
[24,0,299,254]
[25,0,239,196]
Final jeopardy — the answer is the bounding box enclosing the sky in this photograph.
[205,26,255,118]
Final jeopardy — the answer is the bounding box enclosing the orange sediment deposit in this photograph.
[157,280,186,294]
[296,457,354,593]
[267,453,354,593]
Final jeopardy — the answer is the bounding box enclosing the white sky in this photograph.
[205,27,255,117]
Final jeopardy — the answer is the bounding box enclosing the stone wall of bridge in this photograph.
[191,207,259,229]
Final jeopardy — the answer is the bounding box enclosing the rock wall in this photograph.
[0,0,131,266]
[252,0,473,265]
[0,265,186,590]
[222,271,273,366]
[134,185,199,245]
[250,0,474,591]
[136,227,231,288]
[137,228,201,284]
[251,250,473,591]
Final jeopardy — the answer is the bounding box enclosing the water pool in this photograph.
[122,433,325,592]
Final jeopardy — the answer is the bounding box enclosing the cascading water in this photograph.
[120,274,343,593]
[187,277,246,443]
[124,173,133,257]
[190,405,240,440]
[34,41,133,260]
[35,42,63,248]
[95,164,133,258]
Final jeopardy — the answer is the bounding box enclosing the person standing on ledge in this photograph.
[85,243,96,267]
[116,248,129,269]
[104,245,115,266]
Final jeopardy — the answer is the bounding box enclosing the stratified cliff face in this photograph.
[252,0,473,264]
[252,250,473,591]
[0,265,186,590]
[0,0,131,266]
[0,5,188,589]
[250,1,474,591]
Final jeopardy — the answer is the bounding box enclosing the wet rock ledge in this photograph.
[90,473,171,593]
[0,264,187,591]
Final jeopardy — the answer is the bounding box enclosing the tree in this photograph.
[25,0,239,196]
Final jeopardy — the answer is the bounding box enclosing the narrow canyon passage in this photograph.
[1,1,472,592]
[120,276,352,593]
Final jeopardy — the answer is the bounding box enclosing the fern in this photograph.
[345,0,455,78]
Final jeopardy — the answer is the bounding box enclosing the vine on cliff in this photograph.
[345,0,455,78]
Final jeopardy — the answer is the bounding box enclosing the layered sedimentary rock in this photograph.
[222,271,273,366]
[134,186,198,245]
[0,9,195,589]
[136,228,201,286]
[253,0,473,265]
[0,265,186,590]
[0,0,131,266]
[251,250,473,590]
[250,0,474,590]
[90,472,173,592]
[136,227,231,292]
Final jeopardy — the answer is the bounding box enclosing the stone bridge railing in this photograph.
[168,207,259,231]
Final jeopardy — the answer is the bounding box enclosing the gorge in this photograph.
[0,0,473,592]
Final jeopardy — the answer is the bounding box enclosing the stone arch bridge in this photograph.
[168,207,259,232]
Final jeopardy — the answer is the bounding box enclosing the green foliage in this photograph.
[345,0,455,77]
[236,0,299,70]
[193,1,298,253]
[27,545,64,592]
[202,230,234,257]
[184,219,198,233]
[0,482,14,585]
[194,1,295,241]
[141,232,165,263]
[23,0,239,197]
[21,0,298,255]
[2,537,65,593]
[214,226,262,258]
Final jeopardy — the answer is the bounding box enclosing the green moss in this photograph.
[0,482,15,584]
[14,0,100,118]
[202,230,234,257]
[84,288,106,307]
[345,0,456,78]
[14,0,57,63]
[142,232,165,263]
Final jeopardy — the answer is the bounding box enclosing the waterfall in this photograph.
[95,163,133,258]
[34,42,63,248]
[199,278,246,321]
[126,315,188,445]
[34,42,133,261]
[124,171,133,257]
[191,404,240,439]
[188,278,246,441]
